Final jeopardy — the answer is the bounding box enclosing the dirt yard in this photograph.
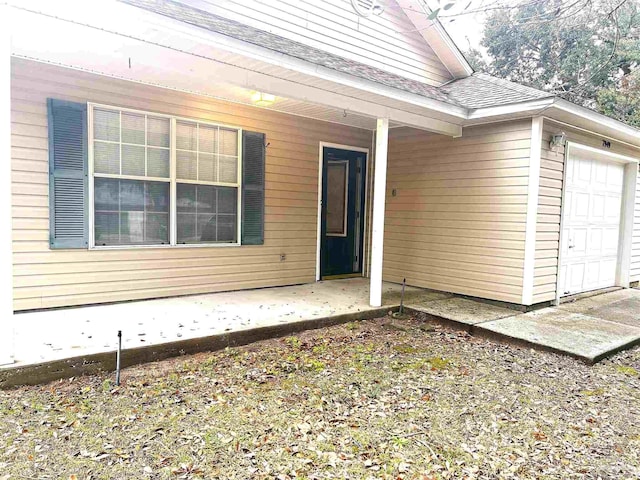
[1,314,639,479]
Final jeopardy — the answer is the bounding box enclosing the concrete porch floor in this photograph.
[4,279,420,369]
[2,279,640,387]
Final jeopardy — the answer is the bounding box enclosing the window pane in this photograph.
[95,212,119,245]
[198,214,217,242]
[94,177,119,211]
[176,184,237,243]
[121,112,145,145]
[147,147,170,178]
[176,121,197,150]
[218,186,237,214]
[218,155,238,184]
[94,141,120,174]
[196,184,216,213]
[176,183,196,213]
[198,153,216,182]
[219,128,238,156]
[94,108,119,142]
[146,182,170,212]
[94,178,169,246]
[326,161,347,235]
[145,213,169,244]
[217,215,237,242]
[199,124,217,153]
[122,144,146,176]
[177,213,197,243]
[176,150,197,180]
[147,116,170,147]
[120,211,145,244]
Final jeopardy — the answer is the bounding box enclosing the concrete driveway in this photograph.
[407,287,640,363]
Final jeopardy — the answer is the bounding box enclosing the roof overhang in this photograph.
[396,0,474,79]
[7,0,640,148]
[467,98,640,150]
[8,0,465,137]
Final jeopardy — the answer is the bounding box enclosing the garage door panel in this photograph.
[584,260,600,288]
[602,227,619,256]
[601,258,617,284]
[607,163,624,188]
[573,191,589,220]
[591,193,605,220]
[594,162,608,187]
[560,153,623,295]
[571,227,588,256]
[566,263,585,293]
[589,228,603,253]
[604,194,621,221]
[576,157,592,184]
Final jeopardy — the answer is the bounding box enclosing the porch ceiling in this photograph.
[8,0,461,136]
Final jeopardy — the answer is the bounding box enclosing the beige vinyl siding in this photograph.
[184,0,453,85]
[532,119,640,303]
[383,119,532,304]
[11,58,372,311]
[631,163,640,282]
[532,121,565,303]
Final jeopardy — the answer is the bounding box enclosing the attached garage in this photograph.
[558,143,639,299]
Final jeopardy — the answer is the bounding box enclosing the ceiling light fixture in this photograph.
[251,92,276,106]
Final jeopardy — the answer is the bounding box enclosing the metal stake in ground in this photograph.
[400,278,406,314]
[115,330,122,386]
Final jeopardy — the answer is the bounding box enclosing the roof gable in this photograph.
[147,0,455,86]
[395,0,474,79]
[120,0,455,102]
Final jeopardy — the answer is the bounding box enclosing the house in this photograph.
[4,0,640,323]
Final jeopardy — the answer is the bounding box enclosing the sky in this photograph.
[423,0,490,55]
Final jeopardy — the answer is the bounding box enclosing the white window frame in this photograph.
[88,103,243,249]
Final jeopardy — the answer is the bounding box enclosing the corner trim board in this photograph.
[522,116,543,305]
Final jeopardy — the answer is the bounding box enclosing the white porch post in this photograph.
[0,3,14,365]
[369,118,389,307]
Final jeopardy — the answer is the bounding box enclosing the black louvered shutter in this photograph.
[241,131,265,245]
[47,99,88,249]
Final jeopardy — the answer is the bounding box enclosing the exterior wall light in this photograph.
[550,132,567,150]
[251,92,276,106]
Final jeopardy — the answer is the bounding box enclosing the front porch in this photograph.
[3,278,640,388]
[1,279,427,386]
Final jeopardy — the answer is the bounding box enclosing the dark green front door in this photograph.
[321,147,366,277]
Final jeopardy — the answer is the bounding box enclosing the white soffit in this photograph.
[396,0,474,79]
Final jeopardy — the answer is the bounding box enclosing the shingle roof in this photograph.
[120,0,554,110]
[440,73,554,109]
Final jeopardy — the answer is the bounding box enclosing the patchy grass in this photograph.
[1,314,640,479]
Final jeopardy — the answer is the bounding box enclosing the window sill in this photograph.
[89,243,242,250]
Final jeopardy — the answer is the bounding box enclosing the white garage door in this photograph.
[560,151,624,296]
